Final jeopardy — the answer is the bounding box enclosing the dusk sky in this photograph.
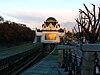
[0,0,99,30]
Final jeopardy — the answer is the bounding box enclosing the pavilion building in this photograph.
[33,17,65,44]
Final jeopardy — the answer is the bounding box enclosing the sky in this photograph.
[0,0,100,31]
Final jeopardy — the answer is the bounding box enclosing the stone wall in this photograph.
[82,44,100,75]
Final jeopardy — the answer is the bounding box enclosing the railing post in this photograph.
[94,52,100,75]
[77,57,82,75]
[61,49,66,68]
[67,50,73,75]
[74,54,78,75]
[64,50,68,71]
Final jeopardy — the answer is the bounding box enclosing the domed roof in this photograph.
[45,17,57,22]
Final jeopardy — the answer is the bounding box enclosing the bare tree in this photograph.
[75,4,100,43]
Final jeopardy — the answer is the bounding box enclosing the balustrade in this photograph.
[59,44,100,75]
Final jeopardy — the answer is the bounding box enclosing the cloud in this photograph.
[2,11,46,28]
[2,10,78,30]
[60,21,77,31]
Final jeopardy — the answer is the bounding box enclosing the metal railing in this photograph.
[0,43,43,74]
[61,44,100,75]
[94,52,100,75]
[62,49,82,75]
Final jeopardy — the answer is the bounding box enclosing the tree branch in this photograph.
[83,3,94,16]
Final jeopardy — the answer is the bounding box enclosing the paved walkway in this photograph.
[20,48,66,75]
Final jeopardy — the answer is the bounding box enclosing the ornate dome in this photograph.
[42,17,60,29]
[45,17,57,22]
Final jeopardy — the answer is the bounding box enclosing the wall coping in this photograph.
[55,45,75,50]
[82,44,100,52]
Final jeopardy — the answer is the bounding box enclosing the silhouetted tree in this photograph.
[75,4,100,43]
[64,31,74,42]
[0,17,35,46]
[0,16,4,23]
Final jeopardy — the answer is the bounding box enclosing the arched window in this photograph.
[55,24,60,28]
[44,25,46,28]
[42,24,47,28]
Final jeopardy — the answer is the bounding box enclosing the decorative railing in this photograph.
[57,44,100,75]
[94,52,100,75]
[62,49,82,75]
